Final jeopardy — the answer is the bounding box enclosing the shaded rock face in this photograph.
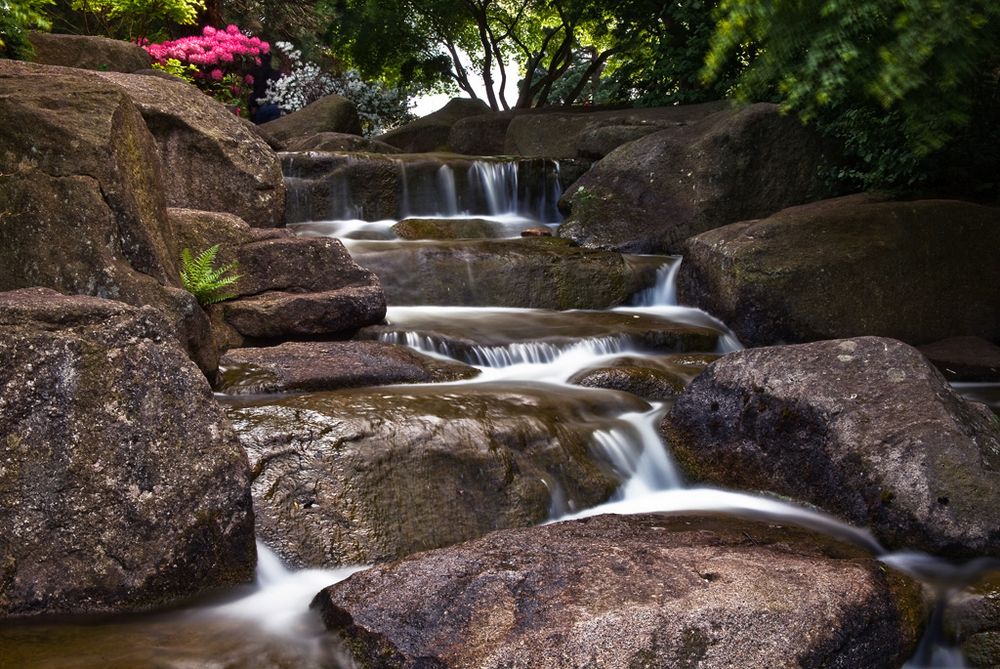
[348,237,651,309]
[228,383,644,567]
[216,340,478,394]
[169,209,387,345]
[918,337,1000,382]
[94,71,285,227]
[259,95,363,146]
[503,101,728,159]
[661,337,1000,557]
[558,103,829,253]
[678,196,1000,347]
[0,60,215,372]
[0,289,256,617]
[312,513,924,669]
[378,98,490,153]
[448,110,519,155]
[945,573,1000,668]
[284,132,400,153]
[28,31,151,72]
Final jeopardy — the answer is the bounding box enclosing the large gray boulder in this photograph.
[313,513,924,668]
[259,94,363,146]
[661,337,1000,557]
[558,103,829,253]
[678,196,1000,347]
[95,71,285,227]
[28,31,151,72]
[0,289,256,617]
[228,384,643,567]
[0,60,216,372]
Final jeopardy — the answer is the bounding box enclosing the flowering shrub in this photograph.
[258,41,414,136]
[144,25,268,117]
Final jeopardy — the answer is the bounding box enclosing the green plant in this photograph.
[179,244,240,306]
[69,0,204,42]
[1,0,54,59]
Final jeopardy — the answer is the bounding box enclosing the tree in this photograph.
[1,0,54,58]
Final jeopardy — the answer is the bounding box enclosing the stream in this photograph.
[3,155,997,668]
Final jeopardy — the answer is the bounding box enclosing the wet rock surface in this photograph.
[919,337,1000,382]
[944,572,1000,668]
[216,340,478,394]
[558,103,828,253]
[569,354,718,401]
[227,383,644,567]
[359,308,720,362]
[391,217,518,240]
[0,289,256,617]
[313,513,923,669]
[678,196,1000,347]
[94,70,285,227]
[661,337,1000,557]
[347,237,656,309]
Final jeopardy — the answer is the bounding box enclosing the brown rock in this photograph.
[520,226,552,237]
[216,340,477,393]
[284,132,401,153]
[919,337,1000,382]
[28,31,151,72]
[661,337,1000,557]
[0,289,256,617]
[94,70,285,227]
[677,196,1000,346]
[312,513,924,669]
[259,95,363,145]
[377,98,490,153]
[558,103,829,253]
[228,384,641,567]
[567,354,716,401]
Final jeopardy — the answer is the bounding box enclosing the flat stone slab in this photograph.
[312,513,923,669]
[216,340,478,394]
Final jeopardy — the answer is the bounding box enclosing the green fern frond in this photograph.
[179,244,241,306]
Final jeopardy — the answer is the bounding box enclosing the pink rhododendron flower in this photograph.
[226,24,240,35]
[210,69,224,81]
[203,26,217,37]
[245,74,254,85]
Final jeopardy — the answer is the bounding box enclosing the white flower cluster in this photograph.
[259,42,415,136]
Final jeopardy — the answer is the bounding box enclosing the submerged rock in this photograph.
[569,354,718,402]
[95,70,285,227]
[312,513,923,669]
[0,289,256,617]
[558,103,828,253]
[216,340,477,394]
[348,237,653,309]
[661,337,1000,557]
[228,383,645,567]
[678,196,1000,347]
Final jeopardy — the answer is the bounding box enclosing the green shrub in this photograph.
[179,244,240,306]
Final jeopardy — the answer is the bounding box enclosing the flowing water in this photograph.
[4,155,997,667]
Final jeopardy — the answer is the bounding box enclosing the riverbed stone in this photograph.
[228,383,642,567]
[359,309,720,363]
[0,60,217,372]
[660,337,1000,557]
[348,237,654,309]
[216,340,477,393]
[0,289,256,617]
[94,70,285,227]
[569,354,718,401]
[677,196,1000,347]
[259,94,363,146]
[558,103,828,253]
[312,513,924,669]
[28,31,151,72]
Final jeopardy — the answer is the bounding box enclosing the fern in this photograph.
[179,244,241,306]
